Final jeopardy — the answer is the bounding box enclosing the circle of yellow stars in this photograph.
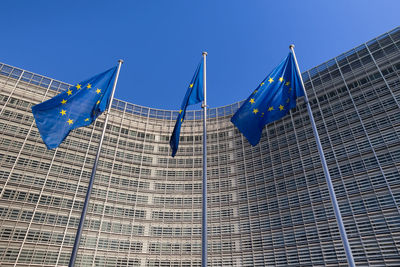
[58,82,103,126]
[249,77,293,116]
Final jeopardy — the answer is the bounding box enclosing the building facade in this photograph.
[1,27,400,267]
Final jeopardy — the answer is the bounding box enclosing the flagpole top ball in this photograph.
[202,52,208,56]
[118,59,124,64]
[289,44,295,49]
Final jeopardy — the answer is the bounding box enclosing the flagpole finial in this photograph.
[202,52,208,56]
[118,59,124,64]
[289,44,295,49]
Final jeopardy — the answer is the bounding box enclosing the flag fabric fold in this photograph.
[32,66,118,149]
[231,52,304,146]
[170,60,204,157]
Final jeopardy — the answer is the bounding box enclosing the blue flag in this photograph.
[170,60,204,157]
[32,66,118,149]
[231,52,304,146]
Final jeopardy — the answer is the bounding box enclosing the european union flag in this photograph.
[32,66,118,149]
[170,60,204,157]
[231,52,304,146]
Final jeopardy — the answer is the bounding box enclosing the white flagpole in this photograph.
[289,45,356,267]
[68,59,123,267]
[201,51,208,267]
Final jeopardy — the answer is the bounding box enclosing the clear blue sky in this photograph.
[1,1,399,110]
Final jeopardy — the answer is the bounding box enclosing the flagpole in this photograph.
[201,51,208,267]
[68,59,123,267]
[289,45,355,267]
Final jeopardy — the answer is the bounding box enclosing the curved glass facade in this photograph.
[1,27,400,266]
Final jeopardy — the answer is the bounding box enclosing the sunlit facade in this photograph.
[1,27,400,266]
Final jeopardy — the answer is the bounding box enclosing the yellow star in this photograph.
[279,77,284,82]
[285,81,290,86]
[76,84,82,89]
[261,113,264,117]
[189,84,193,88]
[181,118,183,122]
[279,105,284,111]
[249,98,255,104]
[268,106,274,111]
[87,83,92,89]
[61,99,67,104]
[85,118,89,122]
[96,100,100,105]
[67,89,72,95]
[268,77,274,83]
[179,110,183,114]
[96,88,101,94]
[67,119,73,125]
[260,82,264,86]
[253,108,259,114]
[289,87,292,92]
[60,109,66,116]
[252,90,258,95]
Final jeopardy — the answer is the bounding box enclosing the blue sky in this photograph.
[1,1,399,110]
